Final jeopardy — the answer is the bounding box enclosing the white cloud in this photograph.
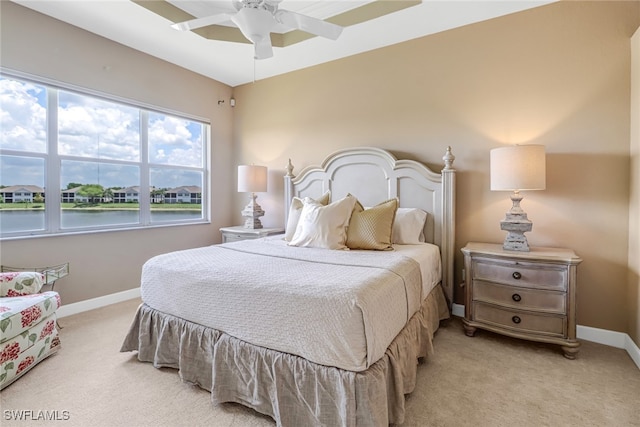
[149,114,202,167]
[0,78,47,153]
[58,92,140,161]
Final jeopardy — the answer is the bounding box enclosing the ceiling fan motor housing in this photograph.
[232,7,276,44]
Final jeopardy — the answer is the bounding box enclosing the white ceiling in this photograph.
[12,0,554,87]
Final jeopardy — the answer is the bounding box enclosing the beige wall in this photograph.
[233,1,640,339]
[630,27,640,345]
[0,3,234,304]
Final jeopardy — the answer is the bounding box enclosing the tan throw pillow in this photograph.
[284,191,331,241]
[288,194,357,250]
[346,198,398,250]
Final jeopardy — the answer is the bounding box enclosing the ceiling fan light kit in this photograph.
[171,0,344,60]
[233,7,276,58]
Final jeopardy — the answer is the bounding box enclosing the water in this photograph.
[0,210,203,234]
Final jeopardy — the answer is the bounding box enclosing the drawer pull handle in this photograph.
[512,271,522,280]
[512,293,522,302]
[512,316,521,324]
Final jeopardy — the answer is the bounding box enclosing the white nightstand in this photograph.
[461,242,582,359]
[220,226,284,243]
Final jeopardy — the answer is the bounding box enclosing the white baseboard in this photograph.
[577,325,640,371]
[451,303,640,371]
[452,303,465,318]
[576,324,627,348]
[625,334,640,370]
[57,287,140,319]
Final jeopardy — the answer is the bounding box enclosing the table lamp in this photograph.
[238,164,267,229]
[490,145,546,251]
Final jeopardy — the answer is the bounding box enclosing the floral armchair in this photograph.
[0,272,61,390]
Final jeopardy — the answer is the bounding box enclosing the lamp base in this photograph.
[241,193,265,229]
[500,190,533,251]
[500,217,532,251]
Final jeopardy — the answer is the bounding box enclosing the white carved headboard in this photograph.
[283,147,456,306]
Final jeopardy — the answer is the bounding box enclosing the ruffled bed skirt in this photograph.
[120,285,450,427]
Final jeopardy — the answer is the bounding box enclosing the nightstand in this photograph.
[220,226,284,243]
[461,242,582,359]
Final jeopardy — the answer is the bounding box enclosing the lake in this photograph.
[0,210,203,234]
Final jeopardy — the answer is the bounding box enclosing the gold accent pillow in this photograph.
[346,198,398,250]
[284,191,331,241]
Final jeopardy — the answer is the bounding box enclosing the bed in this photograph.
[121,146,456,426]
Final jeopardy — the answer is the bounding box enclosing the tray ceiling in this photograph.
[11,0,555,87]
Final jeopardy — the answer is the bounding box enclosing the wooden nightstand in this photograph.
[461,242,582,359]
[220,226,284,243]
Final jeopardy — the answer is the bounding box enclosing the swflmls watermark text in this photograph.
[4,410,70,421]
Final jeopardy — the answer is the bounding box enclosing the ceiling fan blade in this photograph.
[171,13,231,31]
[254,36,274,60]
[275,10,343,40]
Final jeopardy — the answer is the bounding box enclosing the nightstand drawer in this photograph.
[474,302,566,337]
[473,280,566,314]
[223,233,250,243]
[473,259,566,291]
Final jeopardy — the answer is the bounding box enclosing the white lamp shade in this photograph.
[490,145,546,191]
[238,165,267,193]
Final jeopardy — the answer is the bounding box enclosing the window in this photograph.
[0,73,209,238]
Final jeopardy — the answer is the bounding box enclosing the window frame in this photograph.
[0,69,211,240]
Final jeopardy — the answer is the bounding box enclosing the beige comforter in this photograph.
[140,237,436,371]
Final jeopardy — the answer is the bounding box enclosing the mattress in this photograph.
[140,237,442,371]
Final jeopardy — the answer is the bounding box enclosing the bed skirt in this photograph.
[120,284,450,427]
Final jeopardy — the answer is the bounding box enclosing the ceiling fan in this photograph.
[171,0,344,60]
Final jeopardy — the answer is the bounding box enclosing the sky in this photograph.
[0,77,205,190]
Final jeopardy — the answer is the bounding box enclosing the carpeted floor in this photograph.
[1,298,639,427]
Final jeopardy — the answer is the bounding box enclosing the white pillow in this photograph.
[392,208,428,244]
[288,194,357,250]
[284,191,331,241]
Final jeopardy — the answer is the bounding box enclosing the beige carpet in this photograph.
[1,299,639,427]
